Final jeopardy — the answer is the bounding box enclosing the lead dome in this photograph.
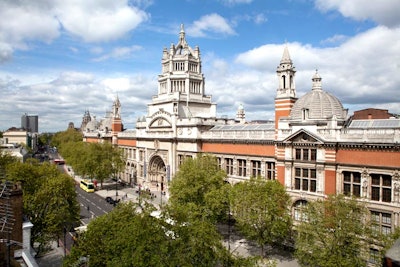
[289,71,347,121]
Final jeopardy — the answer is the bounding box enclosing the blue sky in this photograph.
[1,0,399,132]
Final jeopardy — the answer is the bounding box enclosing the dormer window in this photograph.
[302,109,309,120]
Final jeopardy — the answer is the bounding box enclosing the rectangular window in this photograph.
[295,167,317,192]
[216,157,222,170]
[238,159,246,177]
[178,155,184,166]
[371,174,392,202]
[225,158,233,175]
[139,150,144,161]
[266,162,275,180]
[343,171,361,197]
[371,211,392,235]
[295,148,317,161]
[251,160,261,177]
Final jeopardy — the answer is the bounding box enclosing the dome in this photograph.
[289,71,347,121]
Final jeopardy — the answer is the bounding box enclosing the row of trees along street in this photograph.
[0,152,80,256]
[1,128,399,266]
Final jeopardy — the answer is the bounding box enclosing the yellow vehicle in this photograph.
[80,180,95,193]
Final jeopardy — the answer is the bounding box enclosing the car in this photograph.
[105,196,120,205]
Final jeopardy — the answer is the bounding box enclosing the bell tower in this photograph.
[275,45,297,130]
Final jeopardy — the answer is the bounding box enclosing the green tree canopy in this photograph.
[61,141,125,187]
[64,202,257,267]
[294,194,378,267]
[51,128,83,150]
[230,177,292,257]
[168,154,230,223]
[6,160,80,255]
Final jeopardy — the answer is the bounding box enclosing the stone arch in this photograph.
[148,155,166,189]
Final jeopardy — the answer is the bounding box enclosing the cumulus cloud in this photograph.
[0,70,155,132]
[187,14,236,37]
[315,0,400,27]
[207,25,400,120]
[56,1,149,42]
[0,0,149,62]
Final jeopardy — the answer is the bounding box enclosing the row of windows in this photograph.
[218,158,275,179]
[294,200,393,235]
[295,148,316,161]
[343,171,392,203]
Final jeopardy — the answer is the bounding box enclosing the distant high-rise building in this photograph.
[21,113,38,133]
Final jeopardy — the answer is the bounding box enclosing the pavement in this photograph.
[36,165,299,267]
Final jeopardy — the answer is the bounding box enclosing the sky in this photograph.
[1,0,399,133]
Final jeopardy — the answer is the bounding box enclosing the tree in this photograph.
[51,128,83,150]
[168,154,229,223]
[230,177,292,257]
[6,160,80,255]
[64,202,257,267]
[294,194,378,267]
[0,150,19,178]
[61,141,125,188]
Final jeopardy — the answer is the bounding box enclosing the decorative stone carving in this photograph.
[361,168,369,198]
[393,171,400,203]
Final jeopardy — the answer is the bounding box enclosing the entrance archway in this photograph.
[148,156,166,189]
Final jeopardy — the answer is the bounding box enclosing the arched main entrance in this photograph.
[148,155,166,189]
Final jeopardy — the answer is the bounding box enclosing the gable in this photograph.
[282,129,324,144]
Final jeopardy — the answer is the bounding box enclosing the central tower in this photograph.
[150,24,216,119]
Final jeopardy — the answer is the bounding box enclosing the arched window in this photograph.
[282,75,286,89]
[294,200,308,221]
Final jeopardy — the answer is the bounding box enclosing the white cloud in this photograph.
[187,14,236,37]
[0,70,155,132]
[0,0,148,62]
[207,25,400,121]
[56,1,149,42]
[315,0,400,27]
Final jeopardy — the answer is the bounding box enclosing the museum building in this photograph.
[83,25,400,239]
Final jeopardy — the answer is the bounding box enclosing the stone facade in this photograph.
[84,26,400,247]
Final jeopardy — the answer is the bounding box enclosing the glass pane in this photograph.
[383,176,391,187]
[295,149,301,160]
[382,188,391,202]
[382,213,391,224]
[295,168,301,177]
[302,179,309,191]
[303,149,309,160]
[310,180,316,192]
[353,173,361,183]
[310,149,316,161]
[343,171,351,182]
[371,211,379,222]
[371,187,380,201]
[344,184,351,195]
[303,169,308,178]
[295,178,300,189]
[353,185,360,197]
[371,174,380,185]
[310,169,316,178]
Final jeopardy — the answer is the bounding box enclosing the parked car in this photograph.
[105,196,120,205]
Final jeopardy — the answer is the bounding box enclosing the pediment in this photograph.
[149,117,172,129]
[282,129,324,144]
